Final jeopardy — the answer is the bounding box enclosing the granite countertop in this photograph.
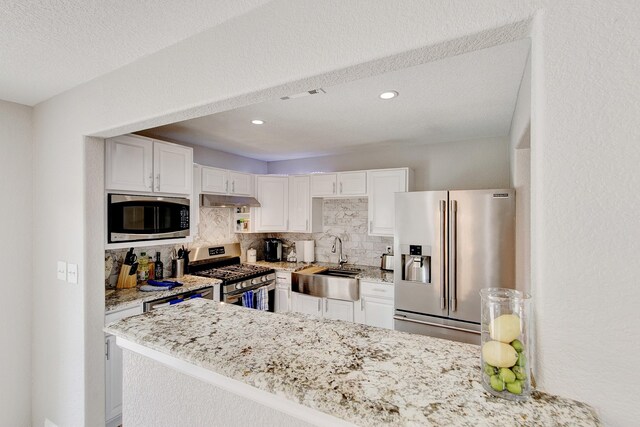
[251,261,394,284]
[105,275,222,312]
[105,299,599,426]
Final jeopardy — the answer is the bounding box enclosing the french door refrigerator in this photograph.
[393,189,515,344]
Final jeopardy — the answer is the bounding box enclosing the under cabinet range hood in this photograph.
[200,194,261,208]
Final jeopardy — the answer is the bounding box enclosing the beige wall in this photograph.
[0,99,32,426]
[268,137,510,191]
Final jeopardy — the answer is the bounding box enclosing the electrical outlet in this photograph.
[67,263,78,284]
[386,246,393,254]
[57,261,67,281]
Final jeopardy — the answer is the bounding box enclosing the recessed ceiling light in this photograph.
[379,91,399,100]
[251,119,265,125]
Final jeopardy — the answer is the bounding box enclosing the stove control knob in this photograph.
[261,276,267,282]
[235,283,242,290]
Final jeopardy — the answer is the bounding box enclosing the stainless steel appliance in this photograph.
[393,189,515,344]
[107,194,190,243]
[380,254,394,271]
[263,238,283,262]
[189,243,276,311]
[143,286,214,312]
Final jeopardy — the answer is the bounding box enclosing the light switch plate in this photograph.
[57,261,67,281]
[67,263,78,284]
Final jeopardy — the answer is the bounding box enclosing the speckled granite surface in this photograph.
[251,261,394,284]
[105,299,599,426]
[105,275,221,312]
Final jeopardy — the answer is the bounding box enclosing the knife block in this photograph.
[116,264,138,289]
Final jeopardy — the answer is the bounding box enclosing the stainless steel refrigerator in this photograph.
[393,189,515,344]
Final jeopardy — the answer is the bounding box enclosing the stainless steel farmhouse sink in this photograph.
[292,266,361,301]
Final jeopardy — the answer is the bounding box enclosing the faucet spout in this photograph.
[330,235,348,266]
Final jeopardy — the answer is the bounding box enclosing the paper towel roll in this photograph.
[303,240,315,263]
[295,240,306,261]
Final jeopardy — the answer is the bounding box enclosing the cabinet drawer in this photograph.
[360,281,394,299]
[105,304,143,325]
[275,271,292,283]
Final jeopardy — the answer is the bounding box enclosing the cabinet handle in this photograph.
[369,221,373,233]
[332,182,336,194]
[232,181,235,193]
[317,299,321,312]
[105,339,110,361]
[149,173,154,190]
[225,180,229,193]
[325,299,328,312]
[286,219,289,230]
[361,297,365,311]
[156,174,160,191]
[305,219,309,231]
[340,182,343,194]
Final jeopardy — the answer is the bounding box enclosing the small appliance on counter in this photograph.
[264,238,283,262]
[247,248,257,263]
[380,253,394,271]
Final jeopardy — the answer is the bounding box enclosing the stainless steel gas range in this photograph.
[188,243,276,311]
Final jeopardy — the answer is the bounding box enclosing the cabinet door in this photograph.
[324,298,354,322]
[368,169,407,236]
[255,176,288,232]
[291,292,322,317]
[275,288,290,313]
[310,174,337,197]
[229,171,253,196]
[361,296,394,329]
[105,135,153,192]
[201,167,228,194]
[288,176,310,232]
[153,141,193,194]
[105,334,123,423]
[338,171,367,196]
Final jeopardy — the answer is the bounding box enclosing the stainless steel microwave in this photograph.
[107,194,190,243]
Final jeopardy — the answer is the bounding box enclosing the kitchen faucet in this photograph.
[331,236,348,266]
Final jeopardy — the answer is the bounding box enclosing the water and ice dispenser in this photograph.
[401,245,431,284]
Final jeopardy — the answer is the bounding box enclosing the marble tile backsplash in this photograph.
[105,198,391,286]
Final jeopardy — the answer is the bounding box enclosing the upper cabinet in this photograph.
[106,135,192,195]
[288,175,311,232]
[201,166,254,196]
[254,176,289,232]
[367,168,409,236]
[310,171,366,197]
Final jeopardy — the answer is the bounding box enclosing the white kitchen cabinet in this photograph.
[367,168,408,236]
[275,271,292,313]
[229,171,253,196]
[324,298,355,322]
[357,281,394,330]
[105,135,154,192]
[288,176,311,232]
[201,166,228,194]
[291,292,322,317]
[105,304,143,427]
[255,176,289,232]
[310,174,337,196]
[201,167,254,196]
[106,135,192,195]
[338,171,367,196]
[153,140,193,194]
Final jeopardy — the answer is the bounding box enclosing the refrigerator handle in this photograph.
[439,200,447,310]
[450,199,457,312]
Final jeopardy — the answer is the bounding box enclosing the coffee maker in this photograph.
[264,238,283,262]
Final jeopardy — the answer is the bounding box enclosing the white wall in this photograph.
[268,137,510,191]
[26,1,640,426]
[0,100,32,426]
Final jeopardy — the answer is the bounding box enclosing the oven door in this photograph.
[108,194,190,243]
[225,282,276,312]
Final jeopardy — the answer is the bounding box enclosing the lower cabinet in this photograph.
[105,304,143,427]
[275,271,292,313]
[291,292,354,322]
[356,280,395,330]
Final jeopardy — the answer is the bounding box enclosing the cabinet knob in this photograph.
[156,174,160,191]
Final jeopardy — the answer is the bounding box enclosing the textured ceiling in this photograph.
[0,0,271,105]
[141,40,530,161]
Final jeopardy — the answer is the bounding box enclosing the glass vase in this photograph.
[480,288,532,401]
